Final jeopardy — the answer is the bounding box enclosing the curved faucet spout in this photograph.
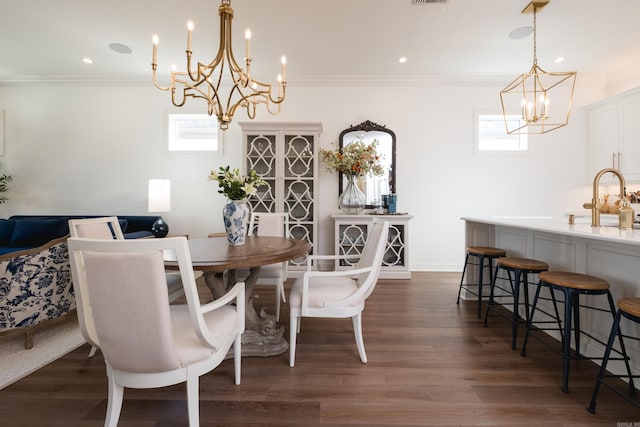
[584,168,626,227]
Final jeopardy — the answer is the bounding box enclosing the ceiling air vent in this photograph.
[412,0,448,4]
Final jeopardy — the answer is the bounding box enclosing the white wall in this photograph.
[0,79,615,271]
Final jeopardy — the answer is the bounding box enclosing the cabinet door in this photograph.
[384,223,407,268]
[283,133,316,268]
[587,104,619,184]
[337,223,368,267]
[246,133,278,213]
[619,95,640,182]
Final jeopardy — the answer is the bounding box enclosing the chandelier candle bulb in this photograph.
[152,35,158,64]
[281,56,287,82]
[245,29,251,59]
[187,21,193,51]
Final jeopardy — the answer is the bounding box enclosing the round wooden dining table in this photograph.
[166,236,311,357]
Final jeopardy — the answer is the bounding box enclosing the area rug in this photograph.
[0,316,85,389]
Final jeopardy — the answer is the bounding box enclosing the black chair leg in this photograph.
[588,310,622,413]
[483,264,499,327]
[476,255,485,318]
[561,288,575,393]
[520,279,544,357]
[456,254,470,304]
[511,270,522,350]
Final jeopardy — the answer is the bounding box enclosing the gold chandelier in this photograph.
[500,0,576,134]
[151,0,286,130]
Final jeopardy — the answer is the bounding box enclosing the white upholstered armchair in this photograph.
[68,236,245,427]
[288,218,389,367]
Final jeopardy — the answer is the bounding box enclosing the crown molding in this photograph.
[0,72,609,88]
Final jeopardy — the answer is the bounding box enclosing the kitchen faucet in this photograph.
[582,168,626,227]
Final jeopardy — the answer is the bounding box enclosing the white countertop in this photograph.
[462,216,640,247]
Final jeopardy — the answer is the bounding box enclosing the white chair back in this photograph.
[68,217,126,351]
[68,216,124,239]
[82,248,181,372]
[248,212,290,278]
[354,218,389,300]
[248,212,290,238]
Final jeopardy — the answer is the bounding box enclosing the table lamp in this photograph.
[148,179,171,237]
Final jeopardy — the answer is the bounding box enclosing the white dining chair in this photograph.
[67,236,245,427]
[68,216,193,358]
[289,218,389,367]
[243,212,290,321]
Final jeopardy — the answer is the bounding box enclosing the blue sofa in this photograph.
[0,215,163,348]
[0,215,162,255]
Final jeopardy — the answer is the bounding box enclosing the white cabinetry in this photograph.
[240,122,322,275]
[587,88,640,183]
[332,214,413,279]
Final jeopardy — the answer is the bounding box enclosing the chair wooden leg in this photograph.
[280,283,287,303]
[234,334,242,385]
[105,366,124,427]
[186,372,200,427]
[289,313,298,367]
[352,312,367,363]
[275,289,281,322]
[88,346,97,358]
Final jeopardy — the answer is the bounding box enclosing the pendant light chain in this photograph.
[532,6,538,66]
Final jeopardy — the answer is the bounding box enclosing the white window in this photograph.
[475,113,528,153]
[168,113,221,152]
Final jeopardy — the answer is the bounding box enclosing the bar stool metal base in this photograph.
[588,297,640,413]
[456,246,506,318]
[521,271,633,394]
[483,257,548,350]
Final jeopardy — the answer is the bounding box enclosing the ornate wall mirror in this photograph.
[339,120,396,208]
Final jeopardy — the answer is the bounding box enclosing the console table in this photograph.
[332,213,413,279]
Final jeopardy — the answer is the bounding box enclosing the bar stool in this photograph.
[588,297,639,413]
[483,256,549,350]
[521,271,633,393]
[456,246,507,318]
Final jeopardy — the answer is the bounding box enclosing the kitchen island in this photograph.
[462,216,640,374]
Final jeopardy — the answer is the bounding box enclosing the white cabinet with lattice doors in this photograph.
[332,213,413,279]
[240,122,322,276]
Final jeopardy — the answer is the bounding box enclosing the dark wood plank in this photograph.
[0,272,638,426]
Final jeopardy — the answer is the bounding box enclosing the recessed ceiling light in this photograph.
[82,58,94,64]
[554,56,566,63]
[109,43,133,54]
[398,57,407,63]
[509,26,533,39]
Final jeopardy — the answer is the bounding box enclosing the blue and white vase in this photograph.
[222,199,251,246]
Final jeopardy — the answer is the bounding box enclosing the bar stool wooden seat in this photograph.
[521,271,633,393]
[456,246,506,318]
[483,256,549,350]
[588,297,639,413]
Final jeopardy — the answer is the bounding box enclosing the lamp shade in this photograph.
[148,179,171,213]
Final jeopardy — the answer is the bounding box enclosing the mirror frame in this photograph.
[338,120,396,209]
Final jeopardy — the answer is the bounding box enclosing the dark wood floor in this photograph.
[1,272,638,426]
